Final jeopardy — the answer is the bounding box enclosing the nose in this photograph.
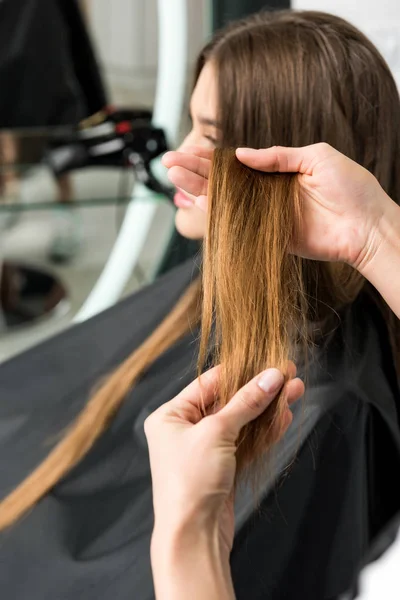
[177,128,204,153]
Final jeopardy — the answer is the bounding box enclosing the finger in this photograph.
[216,368,285,438]
[168,166,209,197]
[162,151,212,178]
[286,360,297,380]
[236,143,333,175]
[182,146,214,160]
[195,194,208,212]
[147,367,221,429]
[163,146,214,165]
[171,366,221,413]
[286,378,305,405]
[282,406,293,430]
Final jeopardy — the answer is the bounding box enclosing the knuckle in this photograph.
[167,166,179,183]
[143,414,156,437]
[275,147,289,171]
[209,415,227,437]
[204,414,228,440]
[318,141,332,153]
[271,146,280,169]
[237,387,263,412]
[287,360,297,378]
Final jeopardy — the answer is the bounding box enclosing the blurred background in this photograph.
[0,0,399,363]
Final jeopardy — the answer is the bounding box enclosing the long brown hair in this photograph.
[201,151,307,472]
[1,10,400,529]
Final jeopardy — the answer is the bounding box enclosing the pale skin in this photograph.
[146,364,302,600]
[145,61,400,600]
[171,62,218,240]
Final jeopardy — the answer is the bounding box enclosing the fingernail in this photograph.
[257,369,284,394]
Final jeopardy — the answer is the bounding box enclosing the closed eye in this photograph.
[204,135,218,146]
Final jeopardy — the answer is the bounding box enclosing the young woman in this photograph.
[0,10,399,600]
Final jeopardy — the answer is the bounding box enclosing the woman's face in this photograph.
[174,61,220,239]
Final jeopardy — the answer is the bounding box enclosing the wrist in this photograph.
[151,521,234,600]
[357,195,400,276]
[351,190,399,274]
[152,496,223,542]
[355,195,400,319]
[151,515,228,563]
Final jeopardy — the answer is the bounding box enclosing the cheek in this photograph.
[175,205,207,240]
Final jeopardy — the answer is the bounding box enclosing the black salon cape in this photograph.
[0,259,400,600]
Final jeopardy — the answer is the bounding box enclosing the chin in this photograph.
[175,207,206,240]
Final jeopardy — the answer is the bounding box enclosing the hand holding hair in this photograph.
[236,143,400,319]
[236,143,394,269]
[163,143,400,319]
[146,364,303,600]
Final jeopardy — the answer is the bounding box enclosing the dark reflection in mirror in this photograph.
[0,261,68,330]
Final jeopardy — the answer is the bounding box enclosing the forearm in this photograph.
[151,523,236,600]
[360,196,400,319]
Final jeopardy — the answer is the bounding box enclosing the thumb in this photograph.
[236,144,331,174]
[216,368,285,438]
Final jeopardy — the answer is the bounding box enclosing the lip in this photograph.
[173,190,194,208]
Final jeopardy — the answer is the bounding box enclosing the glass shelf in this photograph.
[0,127,177,361]
[0,128,169,212]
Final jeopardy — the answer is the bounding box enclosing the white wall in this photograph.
[293,0,400,86]
[88,0,210,107]
[87,1,400,113]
